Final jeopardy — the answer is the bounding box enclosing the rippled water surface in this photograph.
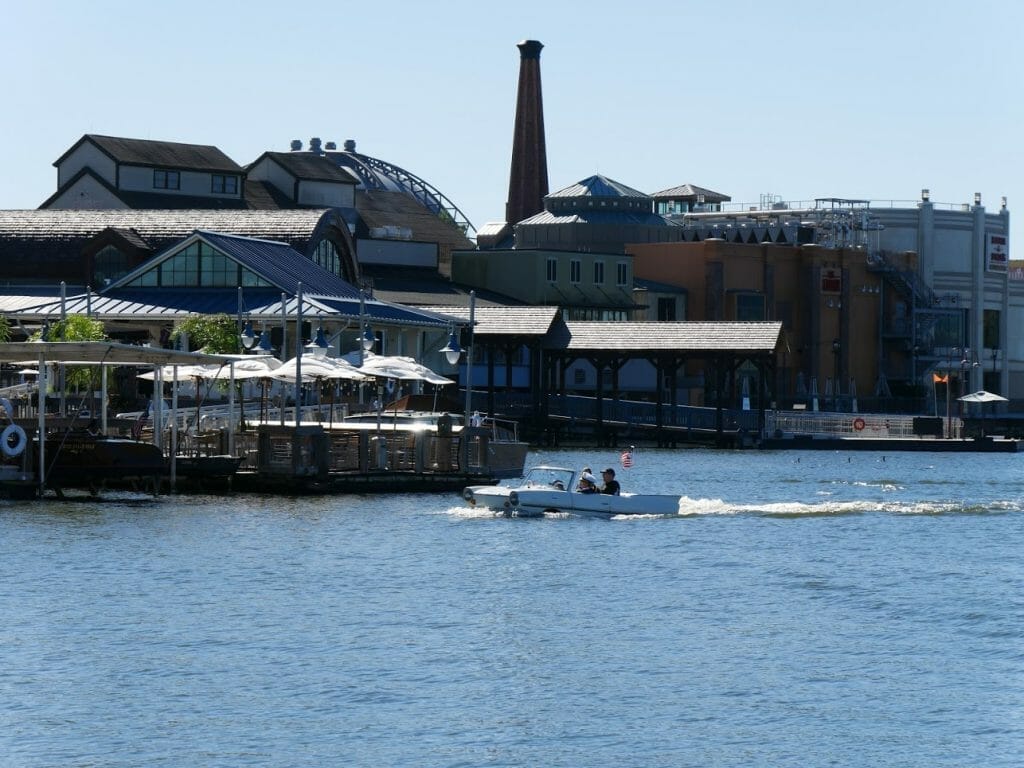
[2,448,1023,766]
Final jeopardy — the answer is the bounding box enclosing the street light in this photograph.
[360,323,375,352]
[440,327,461,366]
[437,291,476,468]
[240,319,257,353]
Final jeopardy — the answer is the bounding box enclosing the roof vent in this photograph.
[309,137,322,154]
[344,139,356,152]
[290,139,302,151]
[324,141,337,151]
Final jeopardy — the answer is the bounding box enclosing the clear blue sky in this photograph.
[3,0,1022,247]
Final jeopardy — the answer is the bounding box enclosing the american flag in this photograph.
[620,447,634,469]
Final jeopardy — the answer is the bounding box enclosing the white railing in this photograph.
[767,410,956,439]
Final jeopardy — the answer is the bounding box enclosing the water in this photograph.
[1,448,1022,767]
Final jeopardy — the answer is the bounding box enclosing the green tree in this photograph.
[0,316,10,343]
[170,314,240,354]
[33,314,107,392]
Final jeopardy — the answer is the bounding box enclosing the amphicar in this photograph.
[462,466,683,518]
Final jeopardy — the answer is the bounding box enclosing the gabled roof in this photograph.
[55,134,242,173]
[545,321,783,353]
[651,183,731,202]
[419,305,561,336]
[250,152,359,184]
[547,175,650,201]
[108,230,360,298]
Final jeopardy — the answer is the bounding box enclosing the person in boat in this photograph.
[600,468,621,495]
[576,467,593,491]
[577,471,599,494]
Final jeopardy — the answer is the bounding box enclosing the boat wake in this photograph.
[442,498,1022,520]
[678,497,1023,518]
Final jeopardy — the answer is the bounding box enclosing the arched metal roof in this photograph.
[291,140,476,237]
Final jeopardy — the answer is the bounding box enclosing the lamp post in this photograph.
[831,338,840,411]
[439,290,475,469]
[945,346,959,438]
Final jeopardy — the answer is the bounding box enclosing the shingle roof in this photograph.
[418,305,561,336]
[545,321,783,353]
[355,190,473,250]
[251,152,360,184]
[0,209,348,286]
[57,135,242,173]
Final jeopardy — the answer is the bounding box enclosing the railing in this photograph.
[767,411,917,438]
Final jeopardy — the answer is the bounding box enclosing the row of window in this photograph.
[547,258,629,286]
[153,169,239,195]
[126,242,272,288]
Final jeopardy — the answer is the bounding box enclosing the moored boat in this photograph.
[463,465,683,517]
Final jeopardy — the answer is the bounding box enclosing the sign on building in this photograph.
[987,234,1008,273]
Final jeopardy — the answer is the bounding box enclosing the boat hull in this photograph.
[42,436,166,485]
[463,465,683,517]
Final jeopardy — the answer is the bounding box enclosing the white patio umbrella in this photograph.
[266,356,368,383]
[958,390,1008,437]
[957,390,1008,403]
[266,356,369,427]
[358,353,451,385]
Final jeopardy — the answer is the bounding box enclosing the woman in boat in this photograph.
[577,471,599,494]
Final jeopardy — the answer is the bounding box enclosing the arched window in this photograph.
[313,239,341,276]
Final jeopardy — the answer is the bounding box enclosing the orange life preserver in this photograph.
[853,417,866,432]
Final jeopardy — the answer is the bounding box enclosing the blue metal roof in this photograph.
[184,231,361,297]
[13,287,450,330]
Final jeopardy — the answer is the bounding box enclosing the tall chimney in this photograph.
[505,39,549,226]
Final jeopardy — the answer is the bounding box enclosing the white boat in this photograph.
[462,465,683,517]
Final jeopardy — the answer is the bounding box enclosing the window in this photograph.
[94,245,130,286]
[313,240,341,275]
[211,174,239,194]
[573,368,586,385]
[153,169,180,190]
[594,261,605,285]
[735,294,765,321]
[570,259,581,284]
[983,309,1000,350]
[125,241,272,288]
[546,257,557,283]
[657,297,676,321]
[616,262,629,287]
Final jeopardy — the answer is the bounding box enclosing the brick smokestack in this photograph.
[505,39,549,226]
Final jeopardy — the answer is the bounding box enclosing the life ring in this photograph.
[1,424,27,457]
[853,417,866,432]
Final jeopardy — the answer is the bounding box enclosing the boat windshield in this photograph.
[522,467,574,490]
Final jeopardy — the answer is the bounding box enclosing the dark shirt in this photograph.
[600,479,621,495]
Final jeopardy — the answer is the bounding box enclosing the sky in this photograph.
[3,0,1022,247]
